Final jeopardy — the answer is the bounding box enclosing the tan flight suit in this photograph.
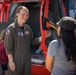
[4,20,39,75]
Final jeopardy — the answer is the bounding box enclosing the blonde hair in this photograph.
[16,6,29,14]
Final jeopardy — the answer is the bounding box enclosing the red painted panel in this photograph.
[0,2,11,22]
[31,65,50,75]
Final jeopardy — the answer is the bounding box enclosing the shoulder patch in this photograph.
[5,29,10,35]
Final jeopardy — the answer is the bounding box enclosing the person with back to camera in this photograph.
[0,29,8,75]
[46,16,76,75]
[4,6,42,75]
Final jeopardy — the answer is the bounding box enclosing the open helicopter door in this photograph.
[40,0,66,58]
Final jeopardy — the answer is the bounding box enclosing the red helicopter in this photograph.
[0,0,75,75]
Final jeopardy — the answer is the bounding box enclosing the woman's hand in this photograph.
[9,61,16,72]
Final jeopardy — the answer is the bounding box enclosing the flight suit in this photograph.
[4,21,39,75]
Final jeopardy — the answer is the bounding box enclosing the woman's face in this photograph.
[57,26,61,36]
[16,9,29,24]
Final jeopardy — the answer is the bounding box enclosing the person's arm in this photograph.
[45,40,56,73]
[8,54,15,72]
[7,54,15,72]
[4,27,14,59]
[26,25,41,45]
[4,27,15,72]
[45,54,54,72]
[8,54,14,62]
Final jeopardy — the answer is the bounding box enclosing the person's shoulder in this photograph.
[49,39,59,47]
[50,39,58,44]
[5,23,15,34]
[7,23,15,30]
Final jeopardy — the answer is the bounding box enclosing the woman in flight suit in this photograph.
[4,6,41,75]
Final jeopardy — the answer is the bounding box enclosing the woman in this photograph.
[0,30,8,75]
[4,6,41,75]
[46,16,76,75]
